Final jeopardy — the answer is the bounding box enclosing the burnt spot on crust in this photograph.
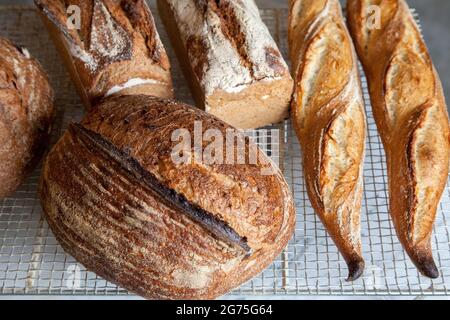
[346,258,365,282]
[69,123,252,254]
[413,251,439,279]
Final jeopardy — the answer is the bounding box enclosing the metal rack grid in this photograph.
[1,5,449,298]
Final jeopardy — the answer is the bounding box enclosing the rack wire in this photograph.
[1,5,449,298]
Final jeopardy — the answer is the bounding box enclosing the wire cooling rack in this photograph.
[1,5,450,298]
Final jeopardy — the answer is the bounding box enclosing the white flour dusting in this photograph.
[166,0,289,96]
[105,78,164,97]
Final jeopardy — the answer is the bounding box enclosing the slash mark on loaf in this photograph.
[69,123,252,254]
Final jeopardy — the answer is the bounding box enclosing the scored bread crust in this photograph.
[158,0,293,129]
[34,0,173,109]
[39,95,295,299]
[0,37,54,198]
[289,0,367,281]
[347,0,450,278]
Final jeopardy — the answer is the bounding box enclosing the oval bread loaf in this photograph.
[0,37,54,198]
[39,95,295,299]
[347,0,450,278]
[288,0,366,281]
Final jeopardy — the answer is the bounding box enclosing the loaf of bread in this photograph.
[34,0,173,109]
[158,0,293,129]
[40,95,295,299]
[0,37,54,198]
[289,0,367,281]
[347,0,450,278]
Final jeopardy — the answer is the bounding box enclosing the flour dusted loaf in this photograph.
[0,37,54,198]
[158,0,293,129]
[40,95,295,299]
[289,0,367,281]
[35,0,173,109]
[347,0,450,278]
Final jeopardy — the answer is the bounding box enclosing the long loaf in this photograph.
[347,0,450,278]
[289,0,367,281]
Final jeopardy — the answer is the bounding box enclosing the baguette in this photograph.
[158,0,293,129]
[289,0,367,281]
[347,0,450,278]
[40,95,296,299]
[0,37,54,198]
[34,0,173,109]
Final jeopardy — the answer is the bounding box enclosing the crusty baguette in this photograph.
[0,37,54,198]
[158,0,293,129]
[289,0,367,281]
[347,0,450,278]
[34,0,173,109]
[40,95,295,299]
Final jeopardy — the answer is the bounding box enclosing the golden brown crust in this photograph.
[34,0,173,109]
[40,95,295,299]
[289,0,366,280]
[347,0,450,278]
[0,37,54,198]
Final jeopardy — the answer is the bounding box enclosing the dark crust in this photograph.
[0,36,54,198]
[120,0,170,70]
[69,123,252,254]
[411,251,439,279]
[346,258,365,282]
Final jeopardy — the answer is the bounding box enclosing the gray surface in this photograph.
[0,0,449,104]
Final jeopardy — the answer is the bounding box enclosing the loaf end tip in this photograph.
[417,256,439,279]
[346,259,365,282]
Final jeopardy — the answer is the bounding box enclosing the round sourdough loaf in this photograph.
[39,95,295,299]
[0,37,54,198]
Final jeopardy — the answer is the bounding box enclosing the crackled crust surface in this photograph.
[35,0,173,108]
[347,0,450,278]
[162,0,288,95]
[0,37,54,198]
[289,0,366,280]
[158,0,293,129]
[40,95,295,299]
